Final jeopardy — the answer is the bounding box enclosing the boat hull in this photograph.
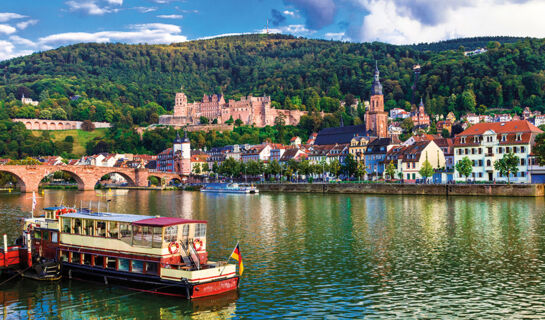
[201,188,258,194]
[63,263,239,299]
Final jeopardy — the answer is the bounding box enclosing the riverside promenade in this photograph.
[257,182,545,197]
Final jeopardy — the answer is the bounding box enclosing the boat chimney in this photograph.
[27,233,32,267]
[3,234,7,259]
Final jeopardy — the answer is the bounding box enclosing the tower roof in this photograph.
[371,61,383,96]
[174,131,183,143]
[183,131,190,143]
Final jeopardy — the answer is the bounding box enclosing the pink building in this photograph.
[159,89,310,127]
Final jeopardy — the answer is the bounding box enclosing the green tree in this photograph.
[494,152,520,184]
[329,159,341,179]
[533,133,545,166]
[419,155,435,182]
[355,161,366,181]
[460,90,477,113]
[401,117,414,133]
[386,161,396,181]
[199,116,209,124]
[455,156,473,182]
[342,153,358,178]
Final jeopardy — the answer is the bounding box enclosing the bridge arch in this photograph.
[0,170,27,192]
[39,169,86,191]
[96,170,137,188]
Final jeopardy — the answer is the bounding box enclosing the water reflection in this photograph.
[0,190,545,318]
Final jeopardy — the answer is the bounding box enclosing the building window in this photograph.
[498,147,503,154]
[521,158,526,166]
[521,146,526,153]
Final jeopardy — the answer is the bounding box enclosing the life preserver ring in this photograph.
[193,239,203,251]
[168,242,180,254]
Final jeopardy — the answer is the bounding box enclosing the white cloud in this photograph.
[260,24,314,36]
[283,10,295,17]
[0,13,27,23]
[66,1,117,15]
[16,19,38,30]
[356,0,545,44]
[9,35,37,47]
[324,32,346,41]
[134,7,157,13]
[0,40,33,61]
[106,0,123,5]
[157,14,183,19]
[38,23,187,46]
[0,24,16,34]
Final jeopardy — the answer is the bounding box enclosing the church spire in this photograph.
[371,61,383,96]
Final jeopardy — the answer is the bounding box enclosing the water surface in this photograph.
[1,190,545,319]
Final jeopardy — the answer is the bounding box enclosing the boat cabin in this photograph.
[24,206,76,260]
[58,212,209,270]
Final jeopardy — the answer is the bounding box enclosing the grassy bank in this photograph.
[31,129,107,156]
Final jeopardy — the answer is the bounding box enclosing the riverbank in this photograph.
[257,183,545,197]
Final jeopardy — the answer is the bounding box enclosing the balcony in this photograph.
[485,153,494,157]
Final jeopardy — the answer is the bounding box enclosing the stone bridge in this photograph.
[0,165,183,192]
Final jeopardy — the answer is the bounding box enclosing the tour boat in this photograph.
[12,207,241,299]
[201,183,259,194]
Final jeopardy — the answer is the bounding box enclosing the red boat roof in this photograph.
[132,217,207,226]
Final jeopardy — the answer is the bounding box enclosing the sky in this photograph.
[2,0,545,61]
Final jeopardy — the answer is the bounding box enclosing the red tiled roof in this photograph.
[458,120,541,135]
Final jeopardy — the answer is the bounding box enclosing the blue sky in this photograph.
[2,0,545,61]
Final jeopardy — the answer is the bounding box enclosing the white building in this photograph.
[453,120,543,183]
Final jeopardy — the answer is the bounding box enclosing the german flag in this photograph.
[230,243,244,275]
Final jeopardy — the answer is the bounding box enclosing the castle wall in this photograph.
[160,91,308,127]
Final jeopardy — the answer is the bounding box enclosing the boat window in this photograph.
[51,232,58,244]
[84,219,94,236]
[118,258,130,271]
[182,224,189,237]
[106,257,117,269]
[94,256,104,268]
[132,260,144,273]
[145,262,159,275]
[73,219,82,234]
[195,224,206,238]
[96,221,106,237]
[152,227,162,248]
[72,252,81,264]
[108,222,119,238]
[62,218,71,233]
[60,251,69,262]
[164,225,178,243]
[133,226,152,247]
[43,231,50,241]
[34,230,41,240]
[120,224,132,244]
[83,254,92,265]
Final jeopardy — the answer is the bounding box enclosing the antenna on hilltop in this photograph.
[266,19,269,34]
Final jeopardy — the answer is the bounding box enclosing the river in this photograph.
[1,190,545,319]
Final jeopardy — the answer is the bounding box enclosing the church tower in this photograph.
[365,62,388,138]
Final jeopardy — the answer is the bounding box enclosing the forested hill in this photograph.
[406,36,529,52]
[1,33,545,127]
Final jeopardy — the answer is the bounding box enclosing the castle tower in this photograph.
[365,62,388,138]
[173,89,188,117]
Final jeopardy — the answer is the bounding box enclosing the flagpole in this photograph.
[220,241,239,275]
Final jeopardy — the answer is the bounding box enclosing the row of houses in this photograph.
[183,119,545,184]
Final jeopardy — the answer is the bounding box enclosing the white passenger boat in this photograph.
[201,183,259,194]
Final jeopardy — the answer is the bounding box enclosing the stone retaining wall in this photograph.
[257,183,545,197]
